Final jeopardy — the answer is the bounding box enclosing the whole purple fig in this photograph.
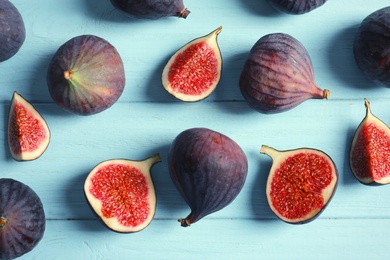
[353,7,390,87]
[47,35,125,115]
[110,0,190,19]
[0,178,45,259]
[239,33,330,114]
[0,0,25,62]
[168,128,248,227]
[267,0,327,15]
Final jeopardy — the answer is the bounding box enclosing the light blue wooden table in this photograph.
[1,0,390,259]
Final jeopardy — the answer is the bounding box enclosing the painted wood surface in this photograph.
[1,0,390,259]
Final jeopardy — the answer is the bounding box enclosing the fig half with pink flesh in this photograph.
[350,99,390,184]
[162,27,222,102]
[8,91,50,161]
[84,154,161,233]
[260,145,338,224]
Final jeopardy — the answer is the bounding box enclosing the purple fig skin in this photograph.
[47,35,125,115]
[353,7,390,87]
[168,128,248,227]
[110,0,190,19]
[0,0,26,62]
[239,33,330,114]
[267,0,327,15]
[0,178,45,259]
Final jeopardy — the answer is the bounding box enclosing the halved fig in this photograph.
[162,27,222,102]
[84,154,162,233]
[8,91,50,161]
[0,178,46,260]
[260,145,338,224]
[350,99,390,184]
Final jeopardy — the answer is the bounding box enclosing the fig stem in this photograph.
[144,153,162,168]
[363,98,374,119]
[0,217,7,228]
[64,70,73,80]
[179,8,190,19]
[260,145,280,159]
[364,98,371,111]
[178,218,191,227]
[213,26,223,37]
[323,89,330,99]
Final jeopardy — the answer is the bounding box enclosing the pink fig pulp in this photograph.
[8,91,50,161]
[261,145,338,224]
[84,154,162,233]
[350,99,390,184]
[162,27,223,102]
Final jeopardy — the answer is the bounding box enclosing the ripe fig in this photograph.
[239,33,330,114]
[110,0,190,19]
[353,7,390,86]
[350,99,390,184]
[0,0,25,62]
[267,0,327,14]
[8,91,50,161]
[47,35,125,115]
[260,145,338,224]
[168,128,248,227]
[84,154,162,233]
[162,27,222,102]
[0,178,45,260]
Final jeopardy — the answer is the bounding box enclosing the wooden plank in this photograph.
[0,0,388,102]
[2,100,390,220]
[19,218,390,260]
[1,1,390,259]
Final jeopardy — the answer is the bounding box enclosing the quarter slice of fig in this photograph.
[162,27,222,102]
[260,145,338,224]
[47,35,125,115]
[8,91,50,161]
[168,128,248,227]
[239,33,330,114]
[110,0,190,19]
[350,99,390,184]
[84,154,162,233]
[0,178,46,260]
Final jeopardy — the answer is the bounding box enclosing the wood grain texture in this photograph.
[16,219,390,260]
[1,0,390,259]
